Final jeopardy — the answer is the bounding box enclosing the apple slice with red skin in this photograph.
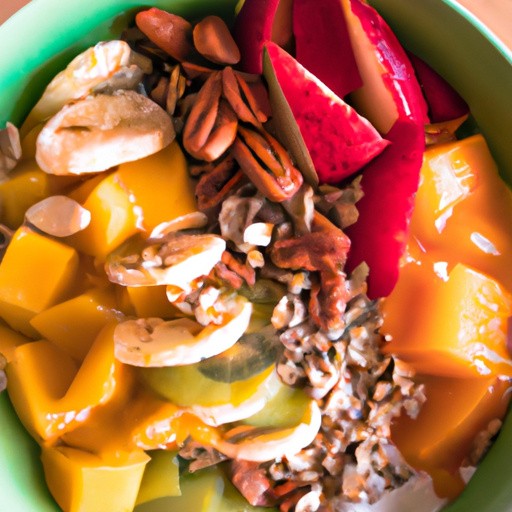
[407,51,470,124]
[340,0,429,299]
[264,42,389,185]
[293,0,362,99]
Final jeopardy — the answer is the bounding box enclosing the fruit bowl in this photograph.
[1,0,512,511]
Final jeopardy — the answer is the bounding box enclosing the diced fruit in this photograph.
[410,134,512,292]
[6,322,124,441]
[66,171,142,259]
[382,262,512,378]
[407,52,469,123]
[127,286,181,319]
[232,0,281,74]
[41,445,149,512]
[135,450,180,506]
[30,287,119,361]
[0,227,80,338]
[391,375,511,497]
[0,321,31,362]
[263,42,388,185]
[0,159,51,229]
[340,0,428,298]
[134,466,224,512]
[115,141,198,233]
[293,0,362,99]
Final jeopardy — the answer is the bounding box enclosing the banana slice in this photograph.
[113,296,252,367]
[216,400,321,462]
[22,40,151,135]
[36,91,175,176]
[105,233,226,289]
[190,368,282,427]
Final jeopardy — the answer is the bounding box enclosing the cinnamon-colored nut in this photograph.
[193,16,241,65]
[136,8,193,62]
[181,61,215,81]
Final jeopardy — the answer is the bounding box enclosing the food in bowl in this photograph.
[1,1,512,511]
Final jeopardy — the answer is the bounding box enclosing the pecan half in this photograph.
[230,126,303,202]
[222,67,267,127]
[183,71,238,161]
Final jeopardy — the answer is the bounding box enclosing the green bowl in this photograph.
[1,0,512,511]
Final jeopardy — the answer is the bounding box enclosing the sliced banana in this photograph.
[216,400,321,462]
[106,233,226,289]
[113,296,252,367]
[190,368,282,427]
[36,91,175,176]
[22,41,151,135]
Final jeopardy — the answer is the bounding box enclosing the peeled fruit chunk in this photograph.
[293,0,362,99]
[30,287,119,361]
[36,91,175,176]
[66,171,141,259]
[410,134,512,293]
[41,445,149,512]
[6,321,124,441]
[0,322,31,363]
[216,399,321,462]
[105,233,226,289]
[115,141,198,233]
[114,297,252,367]
[391,375,511,494]
[264,42,388,185]
[127,286,181,319]
[21,41,140,136]
[135,450,180,505]
[135,465,224,512]
[0,227,80,338]
[382,262,512,378]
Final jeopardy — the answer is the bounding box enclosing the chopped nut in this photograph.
[0,122,21,176]
[247,250,264,268]
[25,196,91,237]
[149,212,208,239]
[243,222,274,246]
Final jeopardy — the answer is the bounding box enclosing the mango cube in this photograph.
[0,227,80,338]
[0,321,31,362]
[41,446,149,512]
[31,287,119,361]
[383,262,512,378]
[66,172,141,259]
[411,134,512,292]
[127,286,181,319]
[6,321,123,441]
[392,375,511,496]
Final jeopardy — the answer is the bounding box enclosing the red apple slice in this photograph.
[293,0,362,99]
[232,0,294,74]
[407,51,470,123]
[264,42,389,185]
[340,0,428,299]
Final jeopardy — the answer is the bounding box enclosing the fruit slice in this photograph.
[409,134,512,293]
[216,400,321,462]
[339,0,428,298]
[391,375,511,496]
[113,296,252,367]
[293,0,362,99]
[407,52,469,123]
[382,262,512,378]
[41,446,149,512]
[263,42,389,185]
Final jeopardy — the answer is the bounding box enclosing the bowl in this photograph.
[1,0,512,511]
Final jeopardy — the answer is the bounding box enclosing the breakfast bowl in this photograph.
[1,0,512,511]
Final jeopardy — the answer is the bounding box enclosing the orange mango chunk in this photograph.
[391,374,511,497]
[0,227,80,338]
[127,285,181,319]
[116,141,197,233]
[383,262,512,378]
[66,172,141,260]
[0,321,31,362]
[41,445,149,512]
[6,321,124,441]
[411,134,512,292]
[30,287,120,361]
